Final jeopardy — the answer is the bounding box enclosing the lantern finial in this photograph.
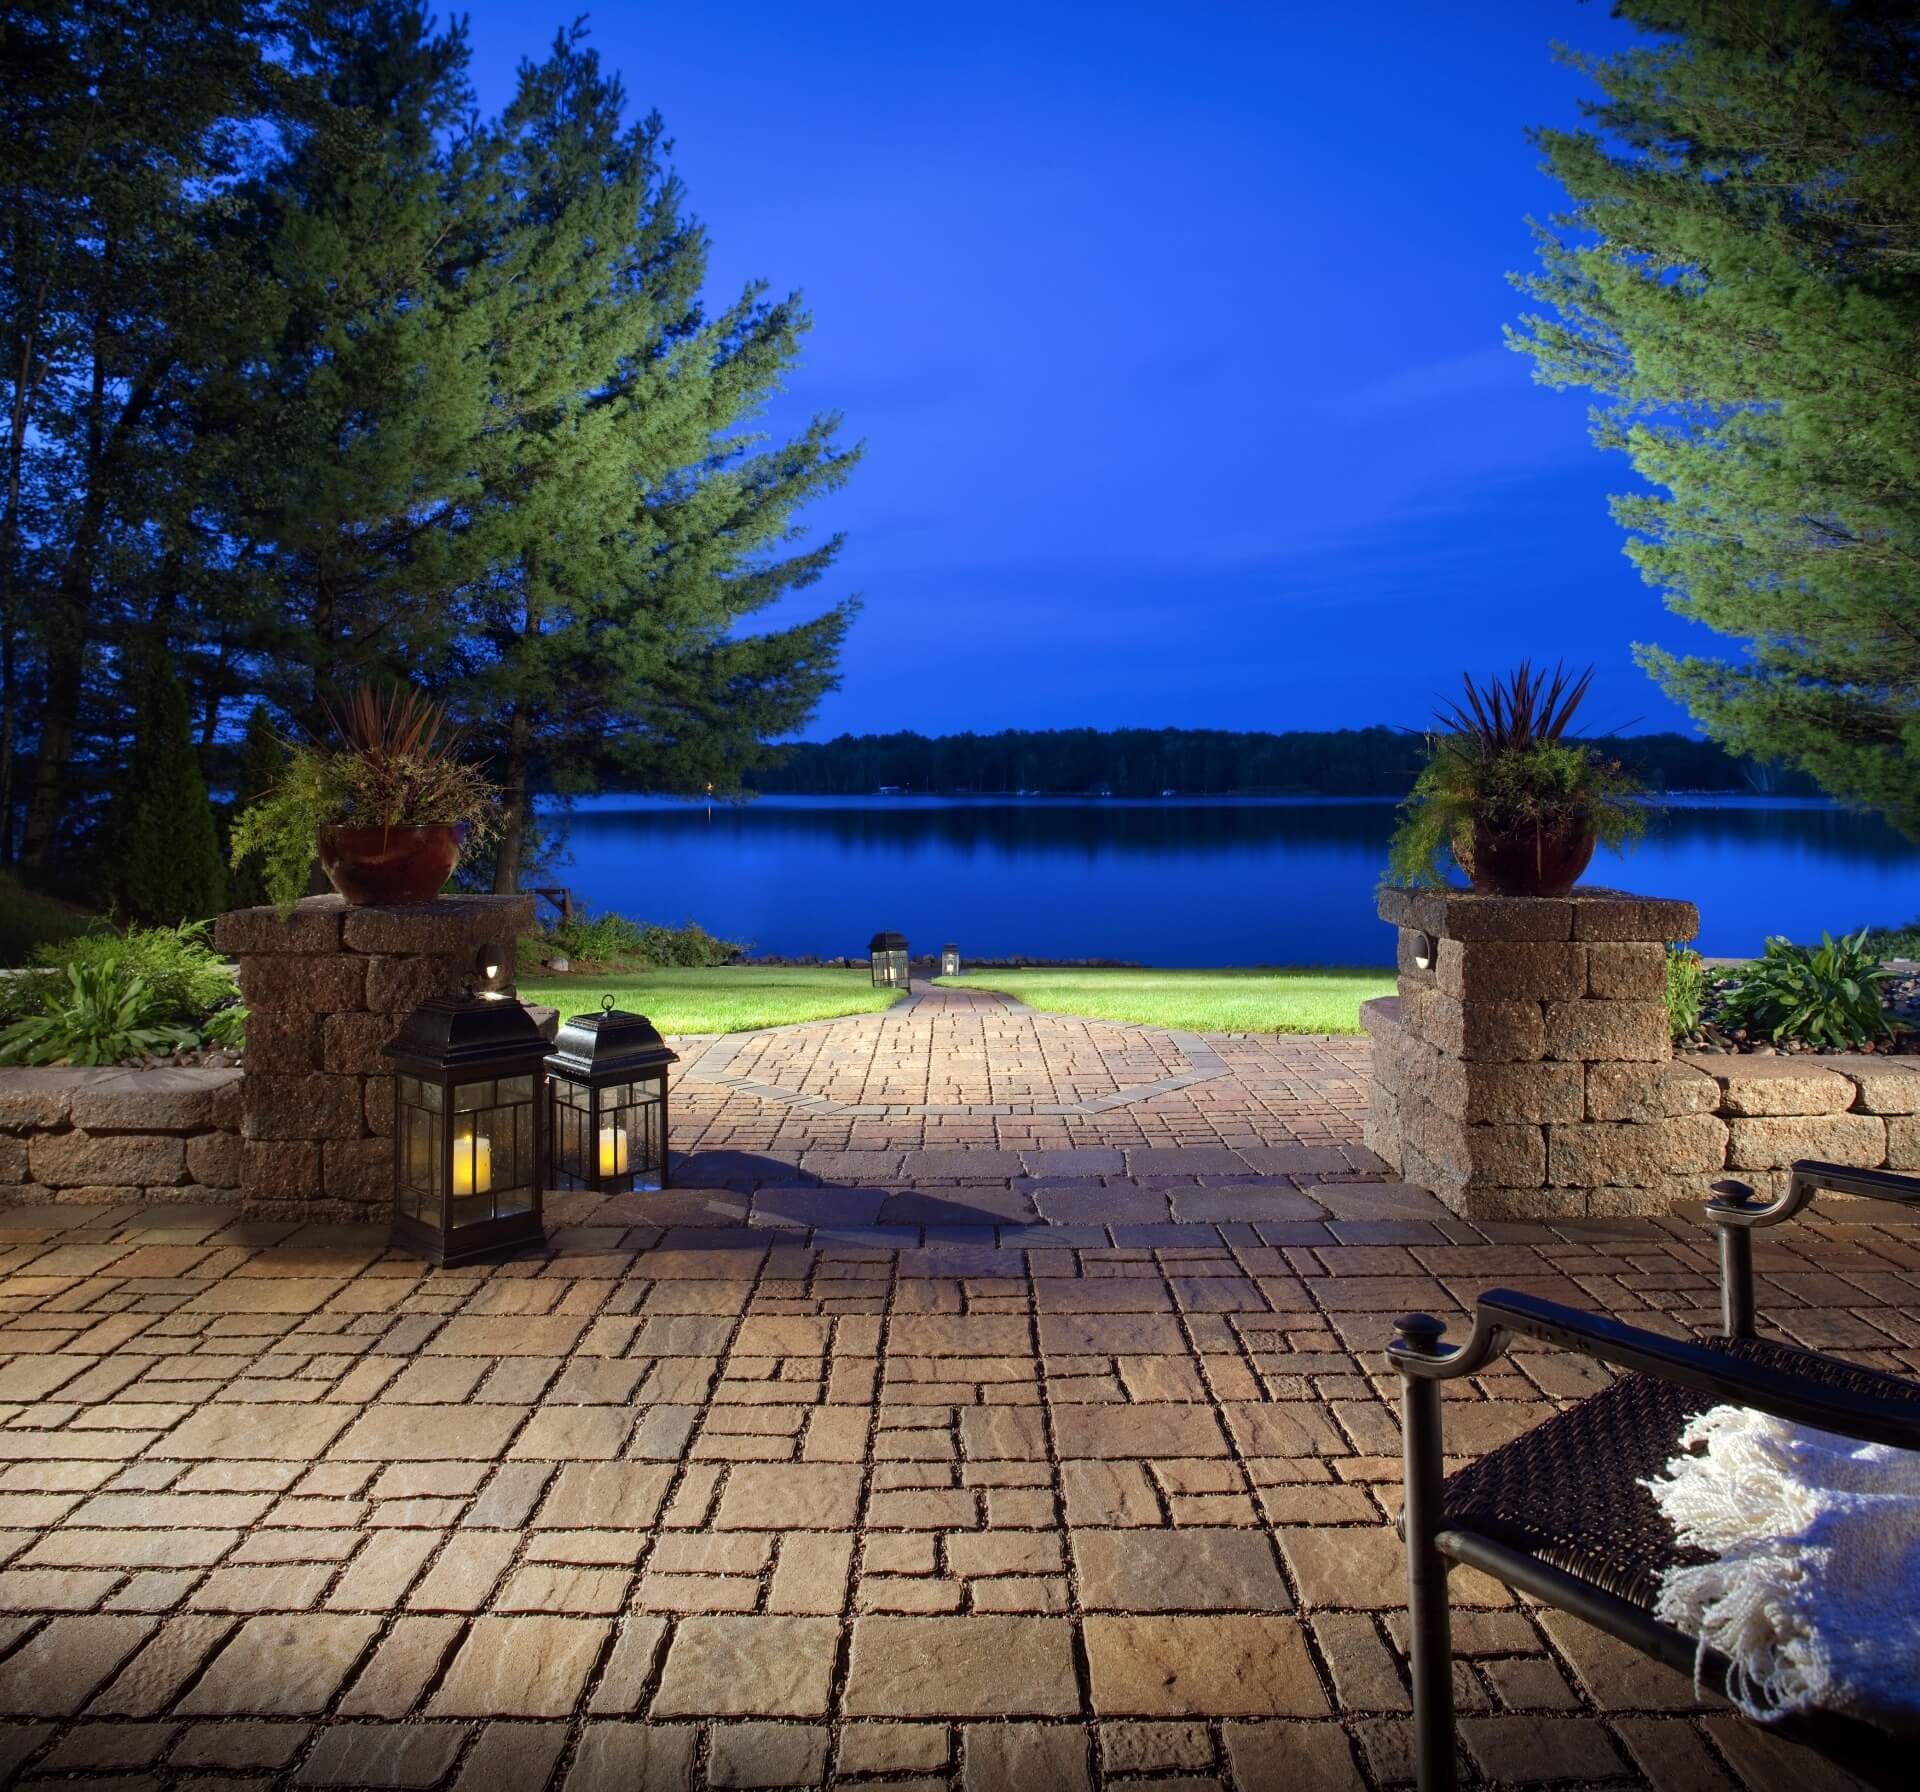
[601,994,616,1014]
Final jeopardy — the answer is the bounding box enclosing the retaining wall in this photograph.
[0,1066,242,1205]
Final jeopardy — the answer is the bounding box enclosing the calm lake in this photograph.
[543,795,1920,966]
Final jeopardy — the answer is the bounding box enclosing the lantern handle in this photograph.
[601,994,616,1015]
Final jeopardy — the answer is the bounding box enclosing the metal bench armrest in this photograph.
[1706,1160,1920,1336]
[1388,1289,1920,1453]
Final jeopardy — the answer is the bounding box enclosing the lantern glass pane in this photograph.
[397,1085,441,1224]
[445,1073,536,1229]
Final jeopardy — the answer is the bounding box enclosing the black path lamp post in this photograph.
[544,999,679,1194]
[868,931,910,990]
[940,942,961,977]
[383,992,550,1265]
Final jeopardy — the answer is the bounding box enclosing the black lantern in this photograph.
[940,942,960,977]
[869,931,910,989]
[544,1000,678,1194]
[382,993,550,1265]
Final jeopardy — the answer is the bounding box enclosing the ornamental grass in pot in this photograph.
[230,685,501,913]
[1388,662,1646,897]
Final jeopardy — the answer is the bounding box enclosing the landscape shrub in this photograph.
[1664,945,1705,1041]
[0,963,201,1066]
[1861,917,1920,960]
[531,908,742,969]
[1719,930,1896,1050]
[0,922,244,1057]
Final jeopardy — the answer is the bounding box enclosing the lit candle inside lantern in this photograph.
[598,1124,629,1176]
[451,1127,492,1195]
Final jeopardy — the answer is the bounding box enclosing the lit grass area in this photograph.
[514,965,905,1035]
[938,966,1395,1034]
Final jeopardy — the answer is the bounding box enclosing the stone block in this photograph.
[364,1076,395,1135]
[1545,1114,1728,1188]
[364,955,468,1013]
[186,1130,243,1189]
[0,1134,28,1182]
[323,1136,392,1207]
[242,1139,323,1202]
[0,1069,80,1131]
[1408,891,1574,943]
[1883,1115,1919,1170]
[1821,1058,1920,1115]
[1375,887,1418,929]
[1586,1062,1718,1122]
[239,1014,319,1074]
[1585,942,1667,1000]
[1455,1061,1585,1124]
[241,1075,364,1142]
[1414,995,1546,1064]
[1725,1113,1886,1172]
[1568,890,1699,943]
[238,954,367,1016]
[1685,1056,1857,1118]
[1542,1001,1669,1064]
[65,1067,239,1133]
[340,895,533,958]
[323,1012,399,1075]
[213,897,345,955]
[1436,940,1586,1004]
[1412,1112,1547,1189]
[30,1130,187,1190]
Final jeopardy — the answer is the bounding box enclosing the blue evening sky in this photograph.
[459,0,1692,740]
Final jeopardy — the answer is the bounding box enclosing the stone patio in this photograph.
[0,990,1911,1789]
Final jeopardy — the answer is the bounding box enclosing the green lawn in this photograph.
[938,966,1395,1033]
[515,965,905,1035]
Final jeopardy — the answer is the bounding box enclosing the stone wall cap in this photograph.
[214,896,345,955]
[1376,885,1699,943]
[340,894,536,956]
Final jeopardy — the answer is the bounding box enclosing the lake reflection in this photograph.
[545,796,1920,965]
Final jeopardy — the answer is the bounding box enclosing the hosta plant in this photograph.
[1720,930,1897,1050]
[0,964,200,1067]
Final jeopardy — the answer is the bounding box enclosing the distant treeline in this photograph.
[745,727,1821,798]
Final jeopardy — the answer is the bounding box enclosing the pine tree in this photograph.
[223,704,285,909]
[102,649,227,924]
[204,1,492,729]
[1512,0,1920,834]
[443,26,860,888]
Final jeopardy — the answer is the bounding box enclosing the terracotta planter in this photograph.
[1453,814,1596,898]
[316,823,464,906]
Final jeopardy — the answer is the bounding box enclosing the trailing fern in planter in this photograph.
[1720,930,1897,1050]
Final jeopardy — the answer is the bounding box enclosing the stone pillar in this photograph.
[1363,887,1722,1218]
[214,895,534,1219]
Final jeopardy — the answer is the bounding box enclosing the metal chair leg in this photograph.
[1397,1315,1457,1792]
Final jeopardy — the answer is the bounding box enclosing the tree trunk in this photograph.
[491,704,531,893]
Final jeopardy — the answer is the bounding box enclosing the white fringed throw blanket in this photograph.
[1646,1404,1920,1734]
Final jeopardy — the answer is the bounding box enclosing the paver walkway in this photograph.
[671,982,1372,1162]
[0,995,1911,1789]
